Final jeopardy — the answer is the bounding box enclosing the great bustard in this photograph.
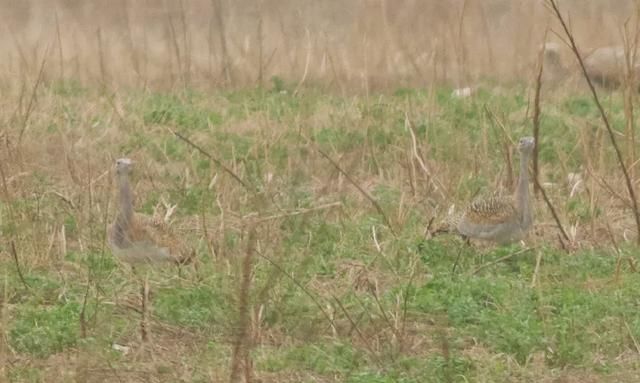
[107,158,192,341]
[440,137,535,244]
[542,43,640,90]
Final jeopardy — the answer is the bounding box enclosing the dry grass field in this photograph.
[2,1,640,382]
[1,0,637,90]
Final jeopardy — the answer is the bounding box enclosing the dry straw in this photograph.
[1,1,636,90]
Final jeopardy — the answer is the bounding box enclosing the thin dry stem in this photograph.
[293,28,312,96]
[96,27,108,88]
[140,275,149,342]
[548,0,640,245]
[229,227,256,383]
[472,247,533,275]
[405,113,447,199]
[172,129,253,192]
[212,0,232,84]
[0,273,7,381]
[17,43,49,150]
[532,31,547,197]
[10,241,30,290]
[256,250,337,330]
[251,201,342,224]
[530,250,544,288]
[331,295,384,369]
[533,176,571,243]
[54,9,64,79]
[315,145,397,236]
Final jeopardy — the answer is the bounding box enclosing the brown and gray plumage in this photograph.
[108,158,190,265]
[583,45,639,89]
[440,137,535,244]
[542,43,640,90]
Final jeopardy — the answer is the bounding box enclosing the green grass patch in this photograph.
[154,285,226,329]
[143,92,223,130]
[10,301,81,357]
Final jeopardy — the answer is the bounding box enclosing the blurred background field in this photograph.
[2,1,640,382]
[0,0,638,91]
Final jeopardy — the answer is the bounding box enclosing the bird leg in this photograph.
[140,273,149,343]
[131,265,150,344]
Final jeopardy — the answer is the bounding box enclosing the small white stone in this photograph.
[112,343,130,355]
[452,87,473,98]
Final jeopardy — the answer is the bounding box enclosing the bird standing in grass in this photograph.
[439,137,535,244]
[108,157,191,342]
[108,158,189,265]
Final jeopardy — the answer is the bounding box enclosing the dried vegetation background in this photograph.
[0,0,636,90]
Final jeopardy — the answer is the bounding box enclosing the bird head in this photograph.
[542,42,561,61]
[115,158,134,176]
[518,137,535,154]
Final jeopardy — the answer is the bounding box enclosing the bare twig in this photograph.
[54,9,64,79]
[621,7,640,179]
[51,191,76,210]
[229,227,256,383]
[256,6,264,86]
[96,27,108,88]
[211,0,232,84]
[625,319,640,354]
[18,43,50,148]
[331,295,384,368]
[0,156,29,289]
[399,262,417,353]
[166,11,183,86]
[178,0,191,86]
[10,241,30,289]
[316,146,397,236]
[250,201,342,223]
[484,105,515,190]
[532,30,548,197]
[585,166,633,209]
[533,176,570,243]
[455,0,470,86]
[293,28,312,96]
[530,249,543,288]
[548,0,640,245]
[405,113,447,199]
[256,251,337,330]
[472,247,533,275]
[201,194,216,259]
[79,278,91,338]
[369,286,398,356]
[1,272,8,380]
[371,225,382,253]
[140,276,149,342]
[484,105,515,145]
[172,129,253,192]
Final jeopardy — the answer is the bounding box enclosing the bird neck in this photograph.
[515,151,532,228]
[115,173,134,236]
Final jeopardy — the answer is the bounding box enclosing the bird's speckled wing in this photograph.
[108,212,184,264]
[462,196,518,225]
[132,213,182,252]
[432,210,464,234]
